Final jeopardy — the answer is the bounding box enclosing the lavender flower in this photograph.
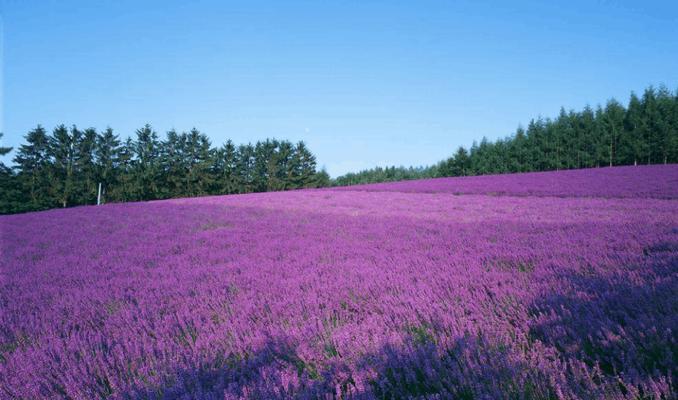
[1,165,676,399]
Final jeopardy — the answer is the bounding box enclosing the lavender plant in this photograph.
[0,165,676,399]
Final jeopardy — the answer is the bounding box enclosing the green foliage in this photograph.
[49,125,81,208]
[95,127,121,204]
[131,124,161,201]
[2,85,676,213]
[0,133,23,214]
[333,165,439,186]
[12,126,51,211]
[334,85,678,185]
[1,125,328,214]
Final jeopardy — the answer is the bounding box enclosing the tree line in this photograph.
[2,85,677,213]
[334,85,678,186]
[0,126,329,214]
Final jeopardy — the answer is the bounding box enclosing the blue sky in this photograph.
[1,0,677,176]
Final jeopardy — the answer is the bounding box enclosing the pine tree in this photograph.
[185,128,213,197]
[235,143,255,193]
[274,140,294,190]
[527,120,551,172]
[212,139,239,194]
[452,146,471,176]
[621,93,644,166]
[292,141,318,188]
[654,86,676,164]
[13,126,52,209]
[578,106,597,168]
[510,125,528,172]
[160,129,186,198]
[115,137,136,202]
[76,128,98,204]
[132,124,161,200]
[313,167,331,188]
[542,119,559,171]
[641,87,660,164]
[599,100,625,166]
[670,88,678,164]
[554,109,575,169]
[49,125,81,208]
[95,127,121,204]
[0,133,21,214]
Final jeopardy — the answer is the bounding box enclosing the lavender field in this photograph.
[1,165,677,399]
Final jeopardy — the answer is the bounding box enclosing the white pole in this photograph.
[97,182,102,205]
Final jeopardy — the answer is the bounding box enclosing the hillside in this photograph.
[1,165,676,399]
[335,164,678,199]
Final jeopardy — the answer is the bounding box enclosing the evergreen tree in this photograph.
[0,133,21,214]
[95,127,121,204]
[452,146,471,176]
[621,92,644,165]
[576,106,597,168]
[641,87,660,164]
[132,124,161,200]
[510,125,529,172]
[235,143,256,193]
[292,141,318,188]
[76,128,98,204]
[49,125,81,208]
[160,129,187,198]
[654,86,677,164]
[253,139,278,192]
[13,125,52,210]
[599,100,625,166]
[274,140,294,191]
[114,137,136,202]
[212,139,239,194]
[185,128,213,197]
[313,167,331,188]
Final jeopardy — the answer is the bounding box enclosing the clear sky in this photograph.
[1,0,677,177]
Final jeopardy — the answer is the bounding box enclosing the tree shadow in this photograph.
[527,252,677,398]
[117,331,566,400]
[115,244,677,399]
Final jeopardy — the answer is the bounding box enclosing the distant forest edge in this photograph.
[0,129,329,214]
[1,85,677,214]
[333,85,678,186]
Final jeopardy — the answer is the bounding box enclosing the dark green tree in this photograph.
[160,129,187,198]
[598,100,625,166]
[114,137,136,202]
[452,146,471,176]
[212,139,239,194]
[654,86,677,164]
[131,124,161,200]
[49,125,82,208]
[292,141,318,188]
[185,128,214,197]
[13,126,52,210]
[75,128,98,204]
[253,139,278,192]
[0,133,21,214]
[235,143,256,193]
[621,92,644,165]
[95,127,121,204]
[274,140,295,191]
